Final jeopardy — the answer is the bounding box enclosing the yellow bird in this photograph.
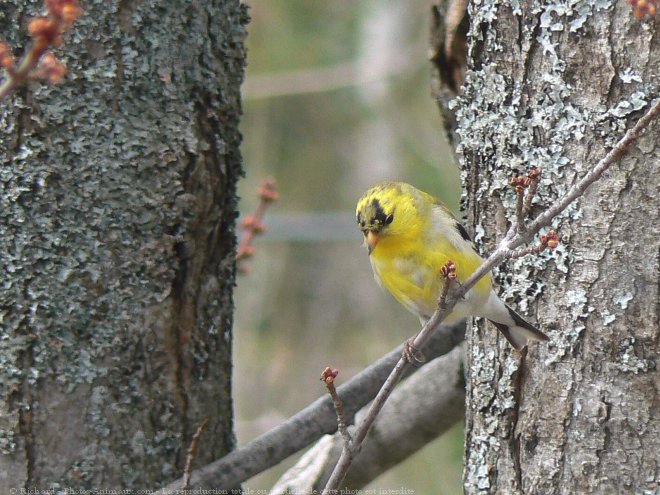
[356,181,549,350]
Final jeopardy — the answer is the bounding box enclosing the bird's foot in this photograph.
[403,337,426,365]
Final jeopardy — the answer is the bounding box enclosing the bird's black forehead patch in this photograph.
[369,198,389,227]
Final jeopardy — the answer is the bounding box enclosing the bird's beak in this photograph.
[366,230,379,254]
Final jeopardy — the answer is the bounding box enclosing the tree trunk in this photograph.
[453,2,658,494]
[0,0,247,489]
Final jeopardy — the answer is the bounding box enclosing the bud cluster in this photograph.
[28,0,82,47]
[0,0,82,99]
[440,259,457,280]
[627,0,657,18]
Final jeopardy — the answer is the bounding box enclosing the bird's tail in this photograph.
[488,304,549,350]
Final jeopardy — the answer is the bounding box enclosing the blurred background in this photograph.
[234,1,463,492]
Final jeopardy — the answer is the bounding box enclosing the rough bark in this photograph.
[0,0,248,489]
[449,1,658,494]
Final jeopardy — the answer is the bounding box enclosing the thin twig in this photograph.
[510,229,559,258]
[440,260,457,305]
[526,101,659,237]
[511,167,542,232]
[321,368,351,445]
[236,178,279,273]
[320,367,354,489]
[516,188,525,232]
[322,99,659,493]
[183,418,210,491]
[523,167,542,216]
[401,260,459,365]
[322,357,415,493]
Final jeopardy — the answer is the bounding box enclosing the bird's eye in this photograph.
[385,214,394,225]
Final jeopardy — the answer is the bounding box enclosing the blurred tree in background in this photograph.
[235,0,463,492]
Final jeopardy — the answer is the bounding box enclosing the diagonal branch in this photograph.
[321,99,659,492]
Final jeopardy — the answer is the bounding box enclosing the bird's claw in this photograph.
[403,338,426,365]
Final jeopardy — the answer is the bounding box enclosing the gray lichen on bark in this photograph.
[454,0,657,493]
[1,0,248,488]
